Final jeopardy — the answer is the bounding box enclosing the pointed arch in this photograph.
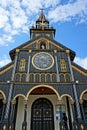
[80,89,87,100]
[0,90,6,100]
[26,85,61,100]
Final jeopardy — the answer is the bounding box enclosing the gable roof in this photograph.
[9,36,76,61]
[0,61,14,75]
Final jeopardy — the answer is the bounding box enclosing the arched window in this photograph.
[15,74,21,82]
[46,74,51,82]
[29,73,34,82]
[21,74,26,82]
[35,74,40,82]
[41,74,45,83]
[19,58,26,72]
[40,41,46,49]
[60,74,65,82]
[52,73,57,82]
[65,73,71,82]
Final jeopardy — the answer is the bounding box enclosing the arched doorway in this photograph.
[31,98,54,130]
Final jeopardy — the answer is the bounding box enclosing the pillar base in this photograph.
[84,121,87,130]
[0,120,15,130]
[59,120,68,130]
[9,122,14,130]
[73,118,86,130]
[1,119,9,130]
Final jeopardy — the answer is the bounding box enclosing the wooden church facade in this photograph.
[0,11,87,130]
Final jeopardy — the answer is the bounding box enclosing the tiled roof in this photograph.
[36,10,49,23]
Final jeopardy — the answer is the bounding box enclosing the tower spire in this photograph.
[36,9,49,23]
[36,9,49,29]
[30,10,55,39]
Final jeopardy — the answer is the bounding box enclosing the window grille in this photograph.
[60,59,67,72]
[19,58,26,72]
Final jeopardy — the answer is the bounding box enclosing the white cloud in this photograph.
[0,0,87,46]
[74,57,87,69]
[0,55,11,68]
[0,34,14,46]
[48,0,87,23]
[43,0,60,8]
[0,0,87,70]
[0,7,9,28]
[0,1,29,46]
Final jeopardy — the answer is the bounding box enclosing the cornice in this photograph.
[72,64,87,77]
[0,64,14,75]
[0,82,87,85]
[30,29,55,33]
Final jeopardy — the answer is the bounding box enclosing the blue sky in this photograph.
[0,0,87,69]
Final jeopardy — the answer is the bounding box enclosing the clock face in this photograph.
[32,52,54,70]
